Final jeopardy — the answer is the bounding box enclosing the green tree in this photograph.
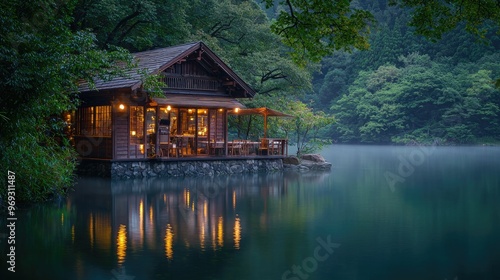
[71,0,191,50]
[0,0,131,203]
[263,0,500,64]
[279,100,335,156]
[389,0,500,40]
[262,0,374,64]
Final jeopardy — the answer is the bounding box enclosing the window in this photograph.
[76,106,112,136]
[130,106,145,144]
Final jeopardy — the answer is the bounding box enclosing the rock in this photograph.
[283,156,300,165]
[300,154,326,163]
[283,154,333,172]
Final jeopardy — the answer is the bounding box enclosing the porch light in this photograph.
[119,104,125,110]
[167,105,171,111]
[234,107,240,113]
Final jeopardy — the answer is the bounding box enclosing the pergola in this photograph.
[229,107,294,138]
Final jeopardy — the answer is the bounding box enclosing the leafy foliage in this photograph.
[0,0,131,203]
[263,0,500,63]
[330,53,500,144]
[389,0,500,40]
[309,0,500,144]
[280,100,335,156]
[262,0,375,64]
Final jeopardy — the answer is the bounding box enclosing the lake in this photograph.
[1,145,500,280]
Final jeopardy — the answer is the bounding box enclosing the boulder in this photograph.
[284,154,332,172]
[301,160,332,171]
[300,154,326,163]
[283,156,300,165]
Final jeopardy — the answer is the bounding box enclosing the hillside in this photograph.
[306,0,500,144]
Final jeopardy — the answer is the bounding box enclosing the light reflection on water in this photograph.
[1,145,500,280]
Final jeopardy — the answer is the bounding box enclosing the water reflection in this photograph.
[116,224,127,265]
[164,224,173,260]
[63,171,328,275]
[3,146,500,280]
[234,216,241,250]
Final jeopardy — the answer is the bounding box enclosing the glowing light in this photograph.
[234,216,241,250]
[232,190,236,210]
[200,223,206,251]
[89,214,94,249]
[203,201,208,218]
[139,200,144,242]
[165,224,174,260]
[217,216,224,247]
[131,130,136,136]
[117,224,127,266]
[184,189,190,207]
[167,105,171,111]
[119,104,125,110]
[149,205,154,226]
[234,107,239,113]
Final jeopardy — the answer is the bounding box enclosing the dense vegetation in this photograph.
[1,0,500,203]
[307,1,500,144]
[0,1,132,202]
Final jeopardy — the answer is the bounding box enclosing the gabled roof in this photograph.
[78,42,255,98]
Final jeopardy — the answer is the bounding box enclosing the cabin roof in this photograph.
[78,42,255,98]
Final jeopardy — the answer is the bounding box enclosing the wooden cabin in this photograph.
[73,42,255,160]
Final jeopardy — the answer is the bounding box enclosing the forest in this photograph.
[307,0,500,144]
[1,0,500,202]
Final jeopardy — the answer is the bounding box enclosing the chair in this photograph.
[258,138,269,155]
[241,140,249,156]
[211,139,224,156]
[231,140,245,156]
[270,140,282,155]
[168,136,182,157]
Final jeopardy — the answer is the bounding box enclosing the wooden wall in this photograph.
[113,109,129,159]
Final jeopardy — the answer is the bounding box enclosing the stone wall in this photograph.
[77,158,284,179]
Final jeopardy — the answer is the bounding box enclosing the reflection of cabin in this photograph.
[74,42,255,160]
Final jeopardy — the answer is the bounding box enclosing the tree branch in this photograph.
[105,8,142,45]
[117,20,150,44]
[261,68,287,83]
[210,17,236,37]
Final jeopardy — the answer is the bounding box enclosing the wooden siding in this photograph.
[113,110,129,159]
[161,75,221,92]
[152,95,244,109]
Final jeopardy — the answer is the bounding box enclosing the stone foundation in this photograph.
[77,158,284,179]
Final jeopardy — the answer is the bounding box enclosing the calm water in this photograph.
[1,145,500,280]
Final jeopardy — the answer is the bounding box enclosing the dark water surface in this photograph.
[1,145,500,280]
